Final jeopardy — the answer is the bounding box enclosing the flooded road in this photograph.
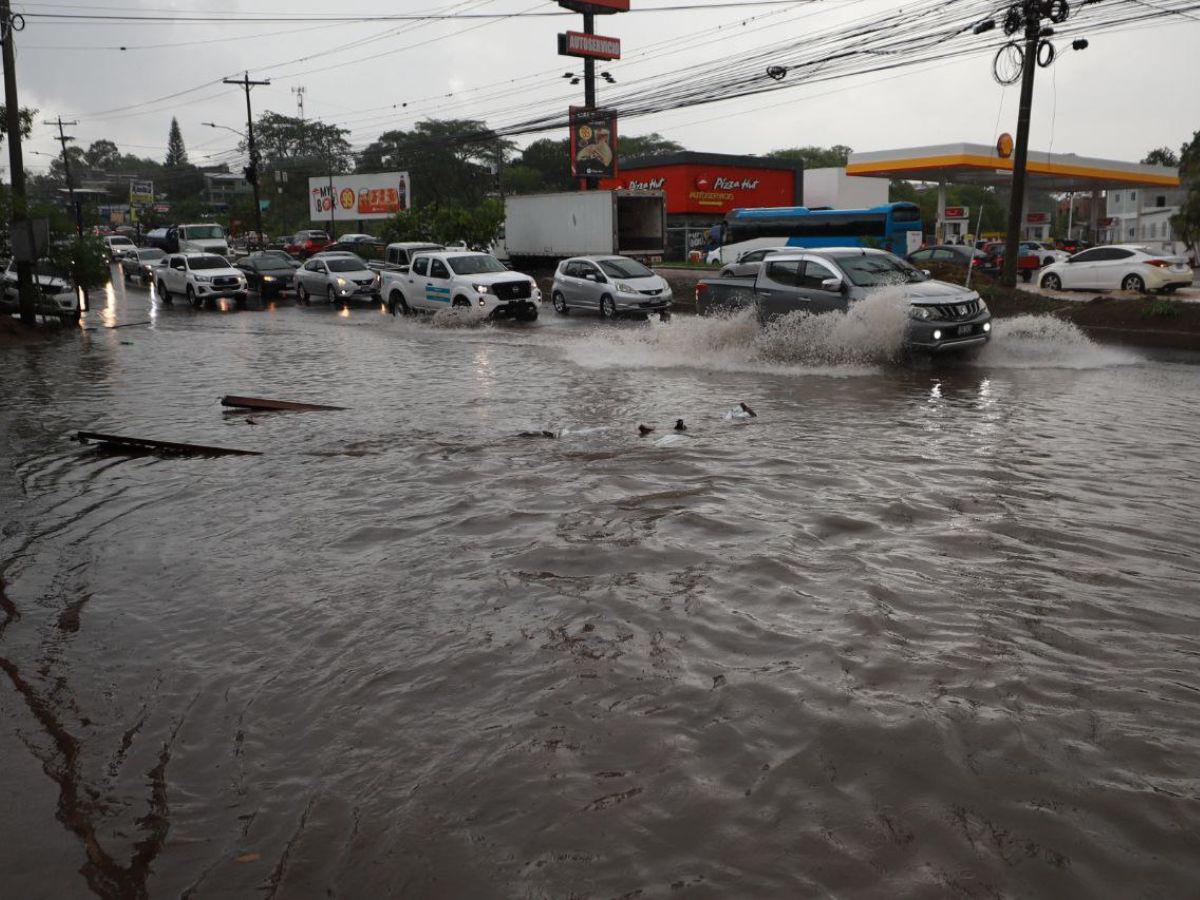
[3,277,1200,898]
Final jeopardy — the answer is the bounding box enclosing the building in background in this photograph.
[600,152,803,259]
[1105,185,1187,255]
[802,167,888,210]
[203,169,253,213]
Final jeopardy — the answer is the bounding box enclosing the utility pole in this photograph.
[1001,3,1040,287]
[46,116,82,236]
[292,85,305,122]
[1,0,35,326]
[224,71,269,247]
[582,12,596,192]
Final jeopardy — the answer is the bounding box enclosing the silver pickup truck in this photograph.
[695,247,992,353]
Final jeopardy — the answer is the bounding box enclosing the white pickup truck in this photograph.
[380,250,540,320]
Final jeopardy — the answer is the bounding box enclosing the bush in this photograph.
[47,235,109,291]
[378,200,504,249]
[1142,298,1180,319]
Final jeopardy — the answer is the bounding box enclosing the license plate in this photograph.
[957,324,973,336]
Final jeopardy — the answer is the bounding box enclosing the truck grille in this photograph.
[492,280,532,301]
[212,276,239,288]
[925,300,981,321]
[353,278,375,287]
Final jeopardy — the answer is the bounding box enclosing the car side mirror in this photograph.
[821,277,844,293]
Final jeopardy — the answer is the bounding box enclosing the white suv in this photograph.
[381,250,539,320]
[156,252,248,308]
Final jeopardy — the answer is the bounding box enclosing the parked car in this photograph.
[236,253,297,298]
[977,245,1041,281]
[155,252,248,308]
[1020,241,1070,267]
[694,248,991,354]
[336,233,376,243]
[294,254,381,305]
[1056,238,1091,254]
[1,259,81,324]
[718,247,787,278]
[103,234,138,262]
[383,242,445,271]
[1038,244,1192,293]
[119,247,167,284]
[284,230,332,259]
[551,256,672,319]
[905,244,988,269]
[381,250,539,320]
[325,239,387,267]
[255,249,301,269]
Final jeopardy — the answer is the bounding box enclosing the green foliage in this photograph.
[48,236,110,291]
[250,112,353,171]
[1172,130,1200,256]
[888,181,1012,236]
[767,145,853,169]
[0,106,35,148]
[166,117,188,167]
[358,119,512,209]
[84,140,121,169]
[377,200,504,248]
[1142,146,1180,167]
[618,132,684,160]
[1143,298,1180,318]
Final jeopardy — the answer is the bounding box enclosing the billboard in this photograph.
[558,30,621,59]
[569,107,618,179]
[558,0,629,12]
[308,172,411,222]
[599,163,799,215]
[944,206,969,220]
[129,180,154,205]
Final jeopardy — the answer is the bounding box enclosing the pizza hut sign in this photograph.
[626,177,665,190]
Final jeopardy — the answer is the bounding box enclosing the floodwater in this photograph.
[2,278,1199,899]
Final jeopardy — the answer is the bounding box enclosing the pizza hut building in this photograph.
[599,151,804,258]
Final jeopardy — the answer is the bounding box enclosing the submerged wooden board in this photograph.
[76,431,262,457]
[220,395,347,412]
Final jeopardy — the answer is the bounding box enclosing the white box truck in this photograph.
[502,190,666,268]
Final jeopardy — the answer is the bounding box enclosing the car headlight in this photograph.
[616,282,634,293]
[263,275,275,282]
[473,283,492,294]
[908,305,934,320]
[336,277,348,286]
[194,275,212,283]
[975,298,988,314]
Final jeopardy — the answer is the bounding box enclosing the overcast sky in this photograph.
[12,0,1200,175]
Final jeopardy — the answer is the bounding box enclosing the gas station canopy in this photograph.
[846,142,1179,192]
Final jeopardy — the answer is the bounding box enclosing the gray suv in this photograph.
[552,256,672,319]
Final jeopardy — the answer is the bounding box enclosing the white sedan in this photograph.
[1038,244,1193,294]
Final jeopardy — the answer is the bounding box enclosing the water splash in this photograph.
[970,314,1140,368]
[430,306,491,328]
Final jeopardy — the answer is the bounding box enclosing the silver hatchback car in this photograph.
[552,256,672,319]
[294,253,381,305]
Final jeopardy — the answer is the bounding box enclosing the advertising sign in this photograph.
[944,206,969,220]
[600,164,798,215]
[558,30,621,59]
[307,172,411,222]
[558,0,629,13]
[129,180,154,205]
[1025,212,1050,224]
[570,107,618,179]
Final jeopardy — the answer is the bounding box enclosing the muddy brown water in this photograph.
[2,278,1200,898]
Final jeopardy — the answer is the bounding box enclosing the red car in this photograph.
[285,230,331,259]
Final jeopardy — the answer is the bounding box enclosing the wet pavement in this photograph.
[2,273,1200,898]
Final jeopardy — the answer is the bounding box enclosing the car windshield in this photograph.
[254,257,293,271]
[446,255,506,275]
[301,232,327,241]
[837,253,926,286]
[326,257,367,272]
[182,226,224,240]
[188,256,228,270]
[34,261,69,279]
[598,258,654,278]
[140,249,165,260]
[110,237,134,246]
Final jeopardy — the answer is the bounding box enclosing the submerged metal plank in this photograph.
[76,432,262,457]
[220,395,347,412]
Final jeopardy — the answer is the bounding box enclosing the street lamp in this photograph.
[202,121,263,247]
[201,121,245,138]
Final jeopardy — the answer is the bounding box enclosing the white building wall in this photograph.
[1106,186,1187,255]
[805,168,889,209]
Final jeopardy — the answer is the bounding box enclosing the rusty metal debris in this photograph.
[75,432,262,457]
[220,395,347,412]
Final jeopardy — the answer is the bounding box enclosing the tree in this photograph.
[49,145,86,183]
[357,119,513,209]
[0,106,35,150]
[1170,130,1200,259]
[618,132,684,160]
[166,117,188,167]
[84,139,120,170]
[767,145,853,169]
[1142,147,1180,167]
[249,112,353,172]
[378,199,504,248]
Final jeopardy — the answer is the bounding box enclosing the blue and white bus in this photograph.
[707,202,923,264]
